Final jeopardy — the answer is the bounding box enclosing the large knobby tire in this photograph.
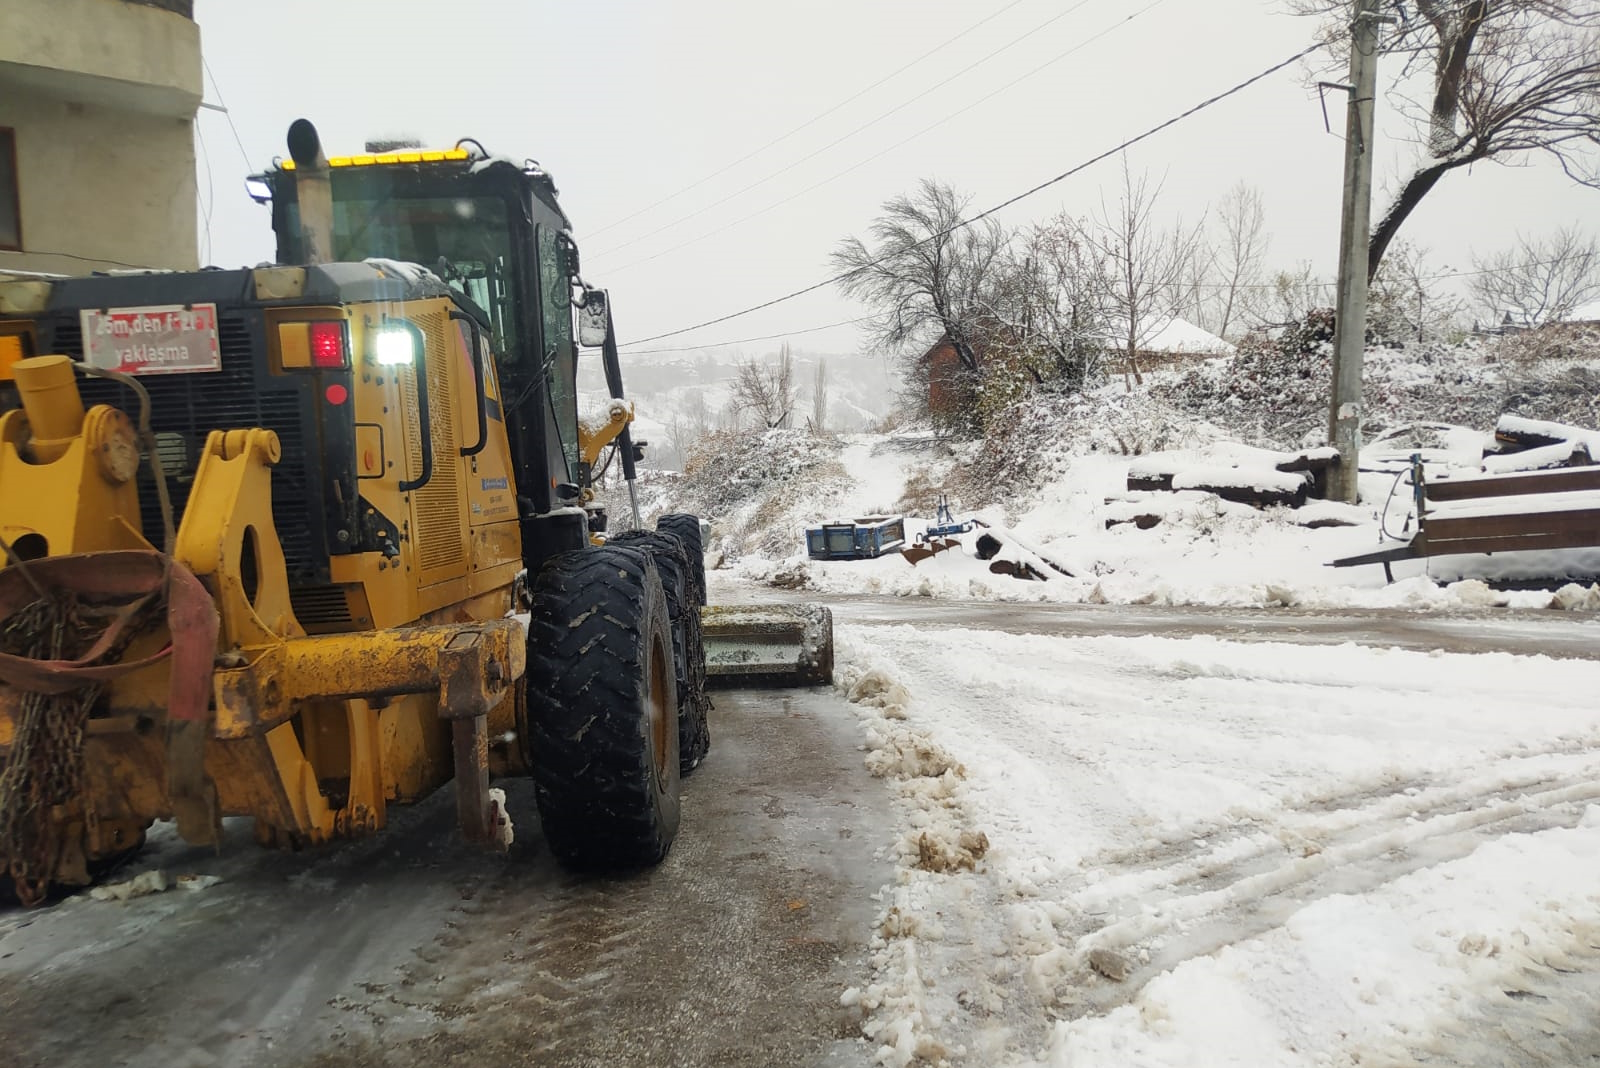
[655,513,707,606]
[610,530,712,774]
[525,546,681,870]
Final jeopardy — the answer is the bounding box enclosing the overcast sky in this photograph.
[193,0,1596,358]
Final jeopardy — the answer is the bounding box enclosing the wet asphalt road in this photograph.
[0,688,890,1068]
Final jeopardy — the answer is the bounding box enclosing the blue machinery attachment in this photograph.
[919,494,974,543]
[804,515,907,560]
[803,496,973,562]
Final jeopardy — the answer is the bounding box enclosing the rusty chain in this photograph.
[0,588,165,906]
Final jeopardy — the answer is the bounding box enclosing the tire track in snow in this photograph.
[1065,741,1600,907]
[302,690,890,1068]
[1052,776,1600,1017]
[840,622,1600,1064]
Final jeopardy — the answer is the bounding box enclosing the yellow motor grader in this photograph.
[0,121,831,906]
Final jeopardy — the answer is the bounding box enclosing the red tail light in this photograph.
[309,322,346,368]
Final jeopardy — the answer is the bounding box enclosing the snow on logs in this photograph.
[1488,415,1600,473]
[1122,445,1339,516]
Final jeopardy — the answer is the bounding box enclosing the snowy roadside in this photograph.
[717,435,1600,615]
[830,623,1600,1067]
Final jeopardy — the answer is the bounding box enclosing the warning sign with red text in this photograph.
[80,304,221,375]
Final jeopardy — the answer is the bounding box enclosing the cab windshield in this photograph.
[316,178,580,484]
[330,193,520,360]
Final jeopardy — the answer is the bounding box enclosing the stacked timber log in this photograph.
[1124,446,1339,509]
[1485,416,1600,474]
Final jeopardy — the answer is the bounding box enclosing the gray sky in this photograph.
[194,0,1596,357]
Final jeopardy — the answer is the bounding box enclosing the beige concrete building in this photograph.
[0,0,201,276]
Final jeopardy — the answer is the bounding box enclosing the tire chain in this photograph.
[0,590,163,905]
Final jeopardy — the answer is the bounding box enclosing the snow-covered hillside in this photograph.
[598,321,1600,609]
[582,345,905,470]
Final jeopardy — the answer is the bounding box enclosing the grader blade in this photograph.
[900,537,960,565]
[701,604,834,688]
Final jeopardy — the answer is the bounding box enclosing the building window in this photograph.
[0,129,19,251]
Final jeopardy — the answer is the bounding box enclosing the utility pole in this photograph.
[1326,0,1382,504]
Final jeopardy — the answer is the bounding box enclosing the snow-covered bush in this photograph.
[676,427,837,515]
[894,467,948,516]
[589,466,685,533]
[672,427,847,557]
[1152,309,1338,447]
[589,426,841,551]
[1152,310,1511,449]
[956,387,1204,506]
[1489,324,1600,429]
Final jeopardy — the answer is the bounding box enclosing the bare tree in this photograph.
[1293,0,1600,279]
[1263,261,1333,324]
[831,179,1010,387]
[1468,225,1600,324]
[1085,161,1204,387]
[1175,238,1214,336]
[811,358,829,433]
[1368,241,1466,343]
[661,414,690,472]
[1206,182,1271,339]
[1001,213,1114,388]
[731,344,797,429]
[683,388,712,436]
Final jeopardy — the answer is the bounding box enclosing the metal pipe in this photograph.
[599,305,642,529]
[286,119,335,266]
[12,355,84,463]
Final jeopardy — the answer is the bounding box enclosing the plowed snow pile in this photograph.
[834,624,1600,1067]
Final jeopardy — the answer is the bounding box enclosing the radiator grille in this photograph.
[49,312,322,582]
[289,584,355,629]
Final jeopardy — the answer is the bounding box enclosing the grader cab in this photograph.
[0,120,830,906]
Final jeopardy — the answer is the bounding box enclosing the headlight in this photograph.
[374,327,417,366]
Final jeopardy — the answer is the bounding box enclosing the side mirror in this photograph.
[578,289,611,348]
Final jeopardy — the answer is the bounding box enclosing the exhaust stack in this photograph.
[287,119,335,265]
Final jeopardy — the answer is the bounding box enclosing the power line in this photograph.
[198,118,217,262]
[202,57,257,175]
[619,42,1327,349]
[618,316,875,355]
[0,248,158,270]
[601,0,1170,276]
[621,254,1600,358]
[591,0,1109,258]
[586,0,1037,241]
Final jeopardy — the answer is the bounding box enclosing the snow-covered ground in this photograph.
[720,432,1600,613]
[829,621,1600,1067]
[689,425,1600,1065]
